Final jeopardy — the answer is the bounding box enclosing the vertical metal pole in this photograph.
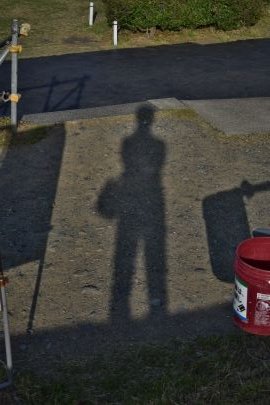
[11,19,19,133]
[113,21,118,47]
[89,2,94,26]
[1,285,12,383]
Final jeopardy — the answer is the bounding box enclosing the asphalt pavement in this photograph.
[1,38,270,134]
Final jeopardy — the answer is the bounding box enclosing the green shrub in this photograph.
[103,0,160,30]
[103,0,265,31]
[212,0,265,30]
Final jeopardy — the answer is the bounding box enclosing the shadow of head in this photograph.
[136,105,155,129]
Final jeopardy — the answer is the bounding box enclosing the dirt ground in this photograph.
[1,107,270,374]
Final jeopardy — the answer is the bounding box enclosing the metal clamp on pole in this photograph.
[0,255,12,390]
[9,93,21,103]
[0,92,21,104]
[0,91,10,103]
[19,23,31,37]
[9,44,22,54]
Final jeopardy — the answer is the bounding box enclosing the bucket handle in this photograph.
[252,228,270,238]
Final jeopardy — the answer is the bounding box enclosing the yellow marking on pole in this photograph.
[9,45,22,53]
[9,93,21,103]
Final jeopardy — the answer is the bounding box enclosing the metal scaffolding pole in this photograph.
[10,19,19,132]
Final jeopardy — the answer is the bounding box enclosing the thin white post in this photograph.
[0,252,12,389]
[1,285,12,385]
[89,2,94,26]
[113,20,118,47]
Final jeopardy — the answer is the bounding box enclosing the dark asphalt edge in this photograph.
[21,98,187,125]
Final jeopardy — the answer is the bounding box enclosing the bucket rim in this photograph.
[236,237,270,275]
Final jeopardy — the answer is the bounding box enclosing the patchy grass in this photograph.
[0,117,11,129]
[5,334,270,404]
[0,122,54,146]
[1,1,270,58]
[0,0,109,58]
[161,109,270,146]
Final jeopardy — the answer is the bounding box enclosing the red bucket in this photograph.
[234,237,270,335]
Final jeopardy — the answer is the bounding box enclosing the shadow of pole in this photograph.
[0,125,65,332]
[27,247,46,333]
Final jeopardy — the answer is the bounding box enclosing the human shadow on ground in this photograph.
[0,125,65,331]
[1,38,270,116]
[97,106,167,321]
[203,180,270,282]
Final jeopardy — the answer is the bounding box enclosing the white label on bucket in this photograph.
[257,293,270,301]
[255,298,270,326]
[233,276,248,321]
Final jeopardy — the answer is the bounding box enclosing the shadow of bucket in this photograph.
[234,237,270,335]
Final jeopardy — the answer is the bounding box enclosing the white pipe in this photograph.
[89,2,94,26]
[113,21,118,47]
[1,285,12,384]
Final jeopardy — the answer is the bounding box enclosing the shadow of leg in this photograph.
[145,230,167,317]
[110,226,137,322]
